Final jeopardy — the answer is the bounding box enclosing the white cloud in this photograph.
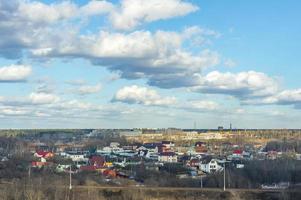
[29,92,60,105]
[109,0,198,30]
[18,1,77,24]
[0,64,32,82]
[0,1,219,89]
[0,106,29,116]
[77,84,102,95]
[276,89,301,104]
[113,85,177,106]
[35,28,219,88]
[186,100,219,110]
[247,89,301,108]
[54,100,101,111]
[192,71,279,99]
[80,0,114,16]
[0,0,113,59]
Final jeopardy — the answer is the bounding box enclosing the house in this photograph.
[110,142,120,148]
[90,156,106,168]
[31,161,49,168]
[195,142,207,153]
[97,143,124,154]
[97,146,112,154]
[80,156,107,172]
[228,149,243,160]
[137,143,160,158]
[195,142,206,147]
[34,150,54,159]
[199,158,223,173]
[267,151,278,160]
[31,157,50,168]
[103,169,117,178]
[187,158,199,168]
[161,141,175,149]
[56,164,71,173]
[158,152,178,163]
[242,151,253,160]
[65,151,87,162]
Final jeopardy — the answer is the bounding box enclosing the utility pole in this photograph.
[28,165,31,181]
[223,163,226,191]
[69,165,72,190]
[200,175,203,189]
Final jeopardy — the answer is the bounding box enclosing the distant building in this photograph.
[195,142,207,153]
[34,150,54,159]
[199,158,223,173]
[161,141,175,149]
[65,152,87,162]
[158,152,178,163]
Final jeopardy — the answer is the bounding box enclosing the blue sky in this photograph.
[0,0,300,129]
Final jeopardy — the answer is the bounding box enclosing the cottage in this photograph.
[158,152,178,163]
[65,152,87,162]
[80,156,107,172]
[195,142,207,153]
[199,158,223,173]
[34,150,54,159]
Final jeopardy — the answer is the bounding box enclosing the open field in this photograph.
[0,183,300,200]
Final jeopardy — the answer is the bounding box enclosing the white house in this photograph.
[199,158,223,173]
[158,152,178,163]
[65,152,87,162]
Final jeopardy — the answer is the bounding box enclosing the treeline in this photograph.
[265,139,301,153]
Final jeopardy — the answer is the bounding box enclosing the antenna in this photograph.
[193,121,197,130]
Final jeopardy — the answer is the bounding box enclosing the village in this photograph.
[0,128,297,189]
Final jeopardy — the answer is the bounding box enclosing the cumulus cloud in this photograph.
[275,89,301,105]
[34,28,219,88]
[0,0,113,58]
[18,1,77,24]
[79,0,114,17]
[192,71,279,99]
[113,85,177,106]
[0,92,116,119]
[245,89,301,108]
[52,99,101,111]
[29,92,60,105]
[112,85,221,112]
[0,64,32,82]
[109,0,198,30]
[0,1,219,89]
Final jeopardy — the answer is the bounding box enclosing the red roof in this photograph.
[35,150,53,158]
[80,165,97,171]
[90,156,105,168]
[233,149,243,154]
[103,169,117,177]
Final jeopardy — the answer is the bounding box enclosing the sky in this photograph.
[0,0,301,129]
